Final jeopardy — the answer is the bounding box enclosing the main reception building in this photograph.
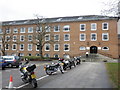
[0,15,119,59]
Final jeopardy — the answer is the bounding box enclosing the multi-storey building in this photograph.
[0,15,119,59]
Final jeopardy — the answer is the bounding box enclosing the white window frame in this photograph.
[20,27,26,33]
[44,54,50,57]
[36,44,40,51]
[54,34,60,41]
[36,27,42,32]
[64,34,70,41]
[13,28,18,33]
[102,22,109,30]
[54,25,60,32]
[102,47,109,50]
[0,29,3,34]
[6,28,11,34]
[0,36,2,42]
[20,44,24,51]
[80,24,86,31]
[20,35,25,41]
[80,33,86,41]
[28,44,32,51]
[63,25,70,32]
[28,27,33,33]
[91,23,97,30]
[91,33,97,41]
[5,36,10,42]
[45,26,51,32]
[45,44,50,51]
[45,34,50,41]
[80,46,86,50]
[28,35,32,41]
[54,54,59,58]
[5,44,9,50]
[54,44,60,51]
[64,44,70,51]
[102,33,109,41]
[12,44,17,50]
[13,35,17,42]
[0,44,2,50]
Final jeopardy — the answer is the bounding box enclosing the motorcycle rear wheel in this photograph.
[31,79,37,88]
[46,69,52,75]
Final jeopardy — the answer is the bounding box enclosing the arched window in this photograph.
[102,47,109,50]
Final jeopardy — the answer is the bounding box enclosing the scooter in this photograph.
[19,61,38,88]
[44,62,64,75]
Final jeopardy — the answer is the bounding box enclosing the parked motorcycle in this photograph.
[62,59,72,70]
[19,61,38,88]
[75,57,81,65]
[44,62,64,75]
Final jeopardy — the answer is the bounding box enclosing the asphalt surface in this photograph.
[1,61,113,89]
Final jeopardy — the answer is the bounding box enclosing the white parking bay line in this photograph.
[15,75,49,89]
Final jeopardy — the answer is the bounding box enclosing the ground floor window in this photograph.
[44,54,50,57]
[102,47,109,50]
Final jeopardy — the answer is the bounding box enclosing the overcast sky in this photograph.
[0,0,111,21]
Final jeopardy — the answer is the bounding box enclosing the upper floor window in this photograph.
[54,34,60,41]
[28,44,32,51]
[13,35,17,42]
[36,27,42,32]
[102,33,109,41]
[91,23,97,30]
[91,33,97,41]
[0,36,2,42]
[64,44,70,51]
[45,34,50,41]
[64,34,70,41]
[20,44,24,51]
[28,27,33,33]
[54,44,60,51]
[6,28,11,34]
[36,44,40,51]
[5,44,9,50]
[12,44,17,50]
[63,25,70,32]
[0,29,3,34]
[20,35,25,41]
[80,33,86,41]
[102,22,109,30]
[45,44,50,51]
[6,36,10,42]
[80,24,86,31]
[13,28,18,33]
[54,25,60,32]
[45,26,51,32]
[20,27,26,33]
[28,35,32,41]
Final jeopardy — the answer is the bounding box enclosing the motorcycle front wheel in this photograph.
[31,79,37,88]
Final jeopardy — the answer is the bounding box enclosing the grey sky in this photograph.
[0,0,110,21]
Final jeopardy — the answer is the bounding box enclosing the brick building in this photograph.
[0,15,119,59]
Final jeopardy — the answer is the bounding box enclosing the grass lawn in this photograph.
[105,63,120,89]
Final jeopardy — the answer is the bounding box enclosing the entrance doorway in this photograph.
[90,46,98,54]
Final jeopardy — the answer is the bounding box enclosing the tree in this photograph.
[31,16,57,58]
[101,0,120,17]
[0,25,14,56]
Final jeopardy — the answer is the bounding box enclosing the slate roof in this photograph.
[2,15,118,26]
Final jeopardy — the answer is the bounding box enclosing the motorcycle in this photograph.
[62,59,72,70]
[44,62,64,75]
[19,61,38,88]
[75,57,81,65]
